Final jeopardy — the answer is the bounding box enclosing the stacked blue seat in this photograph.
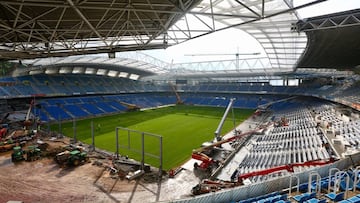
[80,103,104,115]
[47,99,66,105]
[96,102,118,113]
[304,198,326,203]
[325,192,345,202]
[63,104,89,117]
[34,108,49,122]
[108,101,127,111]
[35,85,55,94]
[292,192,316,203]
[43,105,71,120]
[345,195,360,203]
[236,192,288,203]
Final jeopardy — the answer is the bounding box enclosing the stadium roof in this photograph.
[0,0,202,59]
[3,0,357,79]
[15,52,169,79]
[295,8,360,69]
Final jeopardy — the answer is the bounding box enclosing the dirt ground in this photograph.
[0,138,200,203]
[0,153,111,203]
[0,115,267,203]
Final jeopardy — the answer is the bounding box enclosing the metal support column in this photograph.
[116,128,119,159]
[141,132,145,170]
[91,120,95,151]
[159,136,163,177]
[73,119,77,143]
[128,130,131,150]
[58,115,61,134]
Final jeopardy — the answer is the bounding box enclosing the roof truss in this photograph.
[0,0,326,60]
[296,9,360,32]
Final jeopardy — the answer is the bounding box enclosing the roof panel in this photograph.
[3,0,349,78]
[0,0,202,59]
[296,9,360,69]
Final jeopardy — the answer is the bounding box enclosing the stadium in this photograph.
[0,0,360,203]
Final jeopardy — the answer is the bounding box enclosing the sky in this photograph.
[142,28,262,64]
[294,0,360,18]
[140,0,360,64]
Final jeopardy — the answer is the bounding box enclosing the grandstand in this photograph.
[1,1,360,203]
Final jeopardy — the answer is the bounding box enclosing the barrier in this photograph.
[169,152,360,203]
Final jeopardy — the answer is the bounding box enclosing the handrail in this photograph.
[328,168,340,192]
[334,171,350,199]
[308,171,321,194]
[289,175,300,196]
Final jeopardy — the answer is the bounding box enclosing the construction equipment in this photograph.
[0,129,35,152]
[23,99,34,129]
[192,127,264,171]
[191,98,240,171]
[237,158,336,183]
[169,82,183,105]
[11,146,24,161]
[191,179,241,195]
[274,116,288,127]
[55,150,88,166]
[192,151,219,172]
[11,145,41,162]
[191,158,337,195]
[0,124,8,140]
[125,170,145,181]
[6,129,35,143]
[214,98,236,141]
[185,51,260,70]
[119,101,140,111]
[0,139,22,152]
[113,158,151,173]
[24,145,41,161]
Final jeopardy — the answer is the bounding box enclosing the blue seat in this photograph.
[299,183,309,192]
[305,198,326,203]
[273,200,291,203]
[270,195,284,203]
[347,195,360,203]
[340,176,355,191]
[326,192,345,202]
[293,193,316,203]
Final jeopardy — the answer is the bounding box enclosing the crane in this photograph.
[214,98,236,141]
[192,126,266,171]
[191,157,337,195]
[185,51,260,70]
[192,98,262,171]
[169,82,183,104]
[23,99,34,129]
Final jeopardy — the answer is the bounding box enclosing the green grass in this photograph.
[53,105,254,170]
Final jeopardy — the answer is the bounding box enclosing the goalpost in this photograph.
[115,127,163,178]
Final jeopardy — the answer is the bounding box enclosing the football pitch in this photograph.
[54,105,254,170]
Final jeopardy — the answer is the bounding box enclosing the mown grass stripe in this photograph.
[53,105,254,170]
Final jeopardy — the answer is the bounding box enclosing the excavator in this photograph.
[191,158,337,195]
